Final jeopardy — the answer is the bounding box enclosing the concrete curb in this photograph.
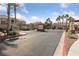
[54,31,65,56]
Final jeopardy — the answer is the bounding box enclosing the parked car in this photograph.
[37,24,45,32]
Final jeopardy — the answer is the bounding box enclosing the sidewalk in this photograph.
[19,30,35,35]
[68,34,79,56]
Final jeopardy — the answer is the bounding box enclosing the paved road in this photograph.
[0,30,63,56]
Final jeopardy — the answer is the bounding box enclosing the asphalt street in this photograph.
[0,29,63,56]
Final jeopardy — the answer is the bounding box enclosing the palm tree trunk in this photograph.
[58,20,60,29]
[11,3,16,32]
[62,19,64,29]
[66,19,67,28]
[66,19,68,31]
[7,3,10,35]
[14,3,16,23]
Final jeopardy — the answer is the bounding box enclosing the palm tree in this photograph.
[14,3,19,23]
[45,18,52,29]
[14,3,17,23]
[61,15,65,29]
[7,3,10,35]
[12,3,20,35]
[56,16,61,21]
[7,3,20,35]
[56,16,61,29]
[65,14,69,29]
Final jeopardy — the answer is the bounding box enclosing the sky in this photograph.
[0,3,79,23]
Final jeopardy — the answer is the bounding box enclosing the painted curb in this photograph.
[63,32,68,56]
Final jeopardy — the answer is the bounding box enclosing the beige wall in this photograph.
[0,16,28,31]
[0,16,15,30]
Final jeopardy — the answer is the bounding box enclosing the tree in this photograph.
[14,3,16,23]
[7,3,11,35]
[61,15,65,28]
[65,14,69,29]
[57,15,69,29]
[56,16,61,29]
[56,16,61,21]
[14,3,20,23]
[45,18,52,29]
[7,3,20,35]
[13,3,19,31]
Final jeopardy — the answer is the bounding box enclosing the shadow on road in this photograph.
[0,37,18,56]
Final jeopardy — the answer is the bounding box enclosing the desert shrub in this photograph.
[67,31,78,39]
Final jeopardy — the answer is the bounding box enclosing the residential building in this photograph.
[74,20,79,31]
[0,16,26,31]
[0,16,11,30]
[33,22,42,29]
[55,22,67,29]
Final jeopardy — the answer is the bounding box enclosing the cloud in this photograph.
[11,13,32,24]
[73,16,79,20]
[0,3,29,16]
[63,10,79,20]
[51,12,61,23]
[18,3,25,7]
[50,10,79,23]
[51,12,60,16]
[21,7,29,14]
[63,11,75,16]
[0,4,7,16]
[0,4,7,12]
[0,4,29,23]
[16,13,26,20]
[31,16,45,23]
[60,3,70,9]
[19,4,29,14]
[59,10,79,20]
[11,13,30,23]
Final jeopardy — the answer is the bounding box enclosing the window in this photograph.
[11,20,14,24]
[1,21,6,24]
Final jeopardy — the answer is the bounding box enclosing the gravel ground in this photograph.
[66,32,78,55]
